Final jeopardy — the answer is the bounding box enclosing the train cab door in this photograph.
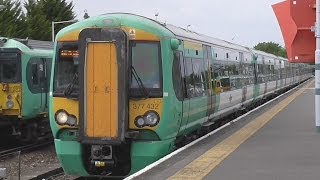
[176,51,189,136]
[27,58,48,113]
[40,58,52,112]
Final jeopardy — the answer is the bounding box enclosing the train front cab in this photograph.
[52,24,178,176]
[0,38,52,141]
[0,48,22,120]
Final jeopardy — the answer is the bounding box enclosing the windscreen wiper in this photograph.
[63,72,78,98]
[131,66,149,98]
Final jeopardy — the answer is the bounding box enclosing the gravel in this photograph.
[0,144,61,179]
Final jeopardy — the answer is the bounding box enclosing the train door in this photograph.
[78,28,127,143]
[206,46,216,116]
[176,51,189,136]
[239,52,247,103]
[42,58,52,111]
[39,59,47,112]
[85,42,119,138]
[26,58,48,113]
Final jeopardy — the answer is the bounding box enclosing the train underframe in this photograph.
[0,116,51,143]
[82,143,131,176]
[55,135,175,177]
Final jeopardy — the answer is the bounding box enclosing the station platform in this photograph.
[129,79,319,180]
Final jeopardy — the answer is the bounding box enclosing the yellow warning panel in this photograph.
[86,42,118,138]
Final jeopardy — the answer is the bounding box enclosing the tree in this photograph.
[40,0,76,40]
[254,42,287,58]
[24,0,50,40]
[24,0,76,41]
[0,0,25,38]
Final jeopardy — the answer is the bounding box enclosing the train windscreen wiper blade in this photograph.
[131,66,149,98]
[63,72,78,98]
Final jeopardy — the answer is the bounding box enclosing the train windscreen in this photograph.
[53,42,79,98]
[0,52,20,83]
[129,41,162,98]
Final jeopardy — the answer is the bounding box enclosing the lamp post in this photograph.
[0,5,5,10]
[51,19,78,42]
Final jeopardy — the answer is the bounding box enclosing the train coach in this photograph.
[49,13,313,177]
[0,37,53,142]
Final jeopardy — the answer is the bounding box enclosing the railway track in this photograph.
[30,167,64,180]
[0,141,53,159]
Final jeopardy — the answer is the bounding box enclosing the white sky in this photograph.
[70,0,284,48]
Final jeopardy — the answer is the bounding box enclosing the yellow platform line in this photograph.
[169,80,314,180]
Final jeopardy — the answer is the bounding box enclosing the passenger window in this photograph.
[202,59,209,92]
[184,58,195,98]
[27,58,47,94]
[192,59,207,97]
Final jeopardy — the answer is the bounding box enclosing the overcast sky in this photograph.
[70,0,284,48]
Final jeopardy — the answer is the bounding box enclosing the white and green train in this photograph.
[49,13,313,177]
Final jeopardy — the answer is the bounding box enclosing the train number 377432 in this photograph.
[132,103,159,110]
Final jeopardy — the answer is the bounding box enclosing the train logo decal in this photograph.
[129,29,136,39]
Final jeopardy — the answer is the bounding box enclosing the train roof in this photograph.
[58,13,287,62]
[251,49,279,59]
[0,37,53,51]
[165,24,251,53]
[12,38,53,50]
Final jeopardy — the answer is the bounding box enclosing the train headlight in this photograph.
[67,115,77,126]
[55,110,68,125]
[6,100,14,109]
[144,111,160,127]
[134,116,145,128]
[55,110,78,126]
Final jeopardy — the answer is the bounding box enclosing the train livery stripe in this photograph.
[57,30,81,42]
[169,80,313,180]
[85,42,118,138]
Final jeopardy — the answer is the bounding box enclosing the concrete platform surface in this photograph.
[205,83,318,180]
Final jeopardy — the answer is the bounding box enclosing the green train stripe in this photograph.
[253,84,260,100]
